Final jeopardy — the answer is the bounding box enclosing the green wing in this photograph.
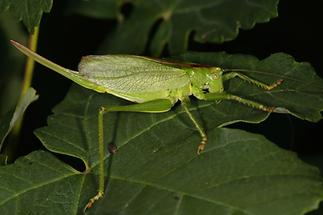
[78,55,190,95]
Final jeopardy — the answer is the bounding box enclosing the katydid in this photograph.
[10,40,283,209]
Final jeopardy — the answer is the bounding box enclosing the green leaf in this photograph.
[0,125,322,214]
[0,87,39,151]
[0,0,53,32]
[100,0,279,55]
[0,151,85,214]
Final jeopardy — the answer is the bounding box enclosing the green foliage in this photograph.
[0,88,38,151]
[0,0,322,214]
[100,0,279,55]
[1,129,323,215]
[0,0,52,32]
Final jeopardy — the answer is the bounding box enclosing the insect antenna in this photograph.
[222,68,264,73]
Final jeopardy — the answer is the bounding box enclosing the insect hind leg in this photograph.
[85,99,174,210]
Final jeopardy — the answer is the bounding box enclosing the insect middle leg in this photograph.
[181,99,207,155]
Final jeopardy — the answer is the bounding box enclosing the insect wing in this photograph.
[78,55,190,94]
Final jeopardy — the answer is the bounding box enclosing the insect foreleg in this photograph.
[181,99,207,155]
[223,71,283,90]
[204,92,276,112]
[85,99,174,210]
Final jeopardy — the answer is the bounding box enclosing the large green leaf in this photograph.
[0,0,52,32]
[0,52,322,214]
[100,0,279,55]
[0,126,322,214]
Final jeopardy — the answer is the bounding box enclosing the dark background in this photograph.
[6,1,323,213]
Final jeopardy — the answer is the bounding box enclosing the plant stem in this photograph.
[12,26,39,136]
[21,26,39,96]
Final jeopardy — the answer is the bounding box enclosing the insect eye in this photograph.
[212,73,218,79]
